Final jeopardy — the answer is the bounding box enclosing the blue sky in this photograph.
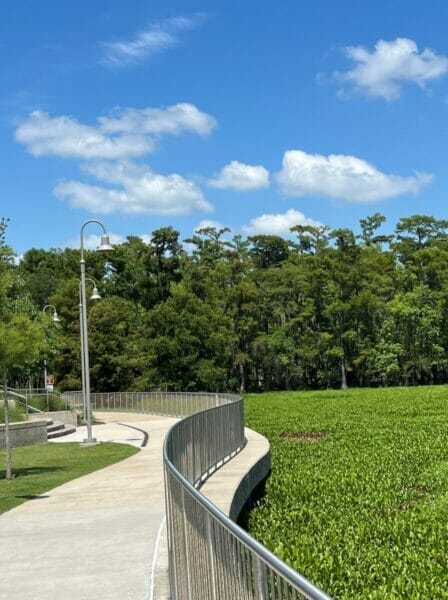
[2,0,448,254]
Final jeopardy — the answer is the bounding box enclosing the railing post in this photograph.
[254,557,268,600]
[164,468,176,600]
[181,487,193,600]
[206,513,218,600]
[190,418,195,484]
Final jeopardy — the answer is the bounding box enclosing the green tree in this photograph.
[0,304,47,478]
[248,235,289,269]
[141,284,233,391]
[358,213,392,247]
[88,296,145,391]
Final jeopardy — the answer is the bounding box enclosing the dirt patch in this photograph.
[407,483,430,495]
[280,432,326,442]
[386,502,412,515]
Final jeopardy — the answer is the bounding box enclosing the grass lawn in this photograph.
[244,387,448,599]
[0,442,139,514]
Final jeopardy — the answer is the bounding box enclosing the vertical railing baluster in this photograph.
[181,487,193,600]
[255,557,268,600]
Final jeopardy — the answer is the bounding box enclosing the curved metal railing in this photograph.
[62,391,331,599]
[62,390,237,419]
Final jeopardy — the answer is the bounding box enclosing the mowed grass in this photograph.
[244,387,448,599]
[0,442,139,514]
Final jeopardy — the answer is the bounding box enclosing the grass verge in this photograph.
[0,442,139,515]
[245,386,448,599]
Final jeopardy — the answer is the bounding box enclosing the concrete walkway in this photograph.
[0,413,177,600]
[0,413,271,600]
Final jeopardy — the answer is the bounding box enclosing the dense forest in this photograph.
[2,213,448,393]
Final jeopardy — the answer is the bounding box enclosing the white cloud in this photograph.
[208,160,269,191]
[337,38,448,99]
[15,110,153,160]
[99,103,216,137]
[102,14,204,67]
[242,209,321,235]
[54,161,212,216]
[15,104,216,160]
[16,104,217,218]
[277,149,432,203]
[138,234,153,245]
[194,219,225,232]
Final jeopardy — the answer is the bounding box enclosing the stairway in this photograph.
[46,419,76,440]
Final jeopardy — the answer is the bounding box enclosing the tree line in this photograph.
[2,213,448,393]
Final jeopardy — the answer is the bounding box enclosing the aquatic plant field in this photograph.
[245,387,448,599]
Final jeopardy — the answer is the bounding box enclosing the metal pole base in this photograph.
[82,438,98,446]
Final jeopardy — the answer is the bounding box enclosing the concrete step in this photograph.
[47,421,65,433]
[47,424,76,439]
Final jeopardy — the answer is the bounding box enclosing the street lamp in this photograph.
[79,278,101,422]
[80,220,113,444]
[42,304,60,410]
[42,304,60,323]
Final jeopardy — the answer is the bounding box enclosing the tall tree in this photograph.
[0,268,47,479]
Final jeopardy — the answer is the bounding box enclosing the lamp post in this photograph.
[42,304,60,323]
[79,278,101,422]
[42,304,60,410]
[80,220,113,444]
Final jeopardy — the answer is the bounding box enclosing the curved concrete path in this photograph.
[0,413,177,600]
[0,413,270,600]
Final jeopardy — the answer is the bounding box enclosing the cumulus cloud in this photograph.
[15,111,153,160]
[337,38,448,99]
[54,161,212,216]
[15,104,216,160]
[101,14,205,67]
[208,161,269,191]
[277,150,432,203]
[194,219,225,232]
[242,209,321,235]
[15,103,217,217]
[99,103,216,137]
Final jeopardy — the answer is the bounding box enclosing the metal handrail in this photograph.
[163,395,331,600]
[2,388,44,414]
[166,457,329,599]
[62,391,331,599]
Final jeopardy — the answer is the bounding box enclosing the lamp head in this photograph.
[97,234,113,252]
[90,286,101,300]
[52,311,61,323]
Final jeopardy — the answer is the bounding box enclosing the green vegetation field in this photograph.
[0,442,139,514]
[244,387,448,599]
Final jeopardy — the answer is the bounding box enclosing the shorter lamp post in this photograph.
[79,278,101,422]
[80,220,113,444]
[42,304,60,323]
[42,304,60,410]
